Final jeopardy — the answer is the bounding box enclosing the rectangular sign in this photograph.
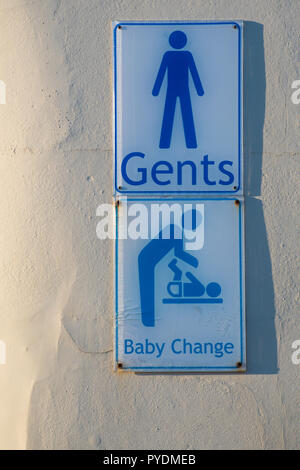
[115,198,246,372]
[114,21,243,195]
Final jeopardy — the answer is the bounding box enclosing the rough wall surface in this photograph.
[0,0,299,450]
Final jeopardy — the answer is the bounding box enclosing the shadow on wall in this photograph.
[139,22,277,377]
[244,21,277,374]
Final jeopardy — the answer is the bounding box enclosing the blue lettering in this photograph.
[214,342,224,358]
[224,343,234,354]
[151,161,173,185]
[121,152,147,185]
[171,339,182,354]
[177,160,197,185]
[120,152,235,188]
[170,339,235,357]
[218,160,234,185]
[183,338,192,354]
[200,154,216,185]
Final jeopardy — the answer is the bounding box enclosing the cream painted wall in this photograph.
[0,0,299,449]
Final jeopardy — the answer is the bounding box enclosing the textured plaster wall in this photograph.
[0,0,299,450]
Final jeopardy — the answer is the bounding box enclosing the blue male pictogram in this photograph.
[152,31,204,149]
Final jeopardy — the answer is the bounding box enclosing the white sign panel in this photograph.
[114,21,243,195]
[115,198,245,372]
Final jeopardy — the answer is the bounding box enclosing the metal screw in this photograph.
[234,199,240,207]
[118,25,122,30]
[236,361,242,368]
[117,362,123,369]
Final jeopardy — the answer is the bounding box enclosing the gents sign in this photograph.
[114,21,243,194]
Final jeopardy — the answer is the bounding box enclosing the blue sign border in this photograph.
[115,197,245,372]
[113,21,243,195]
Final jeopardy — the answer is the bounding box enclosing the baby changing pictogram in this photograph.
[138,208,222,327]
